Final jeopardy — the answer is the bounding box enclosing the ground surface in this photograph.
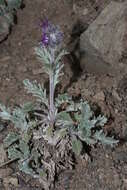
[0,0,127,189]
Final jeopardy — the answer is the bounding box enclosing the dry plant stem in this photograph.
[0,158,19,168]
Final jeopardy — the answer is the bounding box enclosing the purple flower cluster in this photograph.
[41,20,63,48]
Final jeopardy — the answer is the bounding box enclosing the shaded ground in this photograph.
[0,0,127,189]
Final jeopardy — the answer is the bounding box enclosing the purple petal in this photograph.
[40,20,63,48]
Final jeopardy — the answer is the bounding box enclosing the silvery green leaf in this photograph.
[96,115,107,127]
[18,159,38,178]
[78,102,98,133]
[23,79,48,107]
[72,137,83,155]
[78,123,92,138]
[4,132,19,148]
[6,0,22,10]
[74,112,81,122]
[94,130,119,146]
[43,126,67,146]
[31,149,41,168]
[0,124,4,131]
[54,63,64,87]
[11,107,28,131]
[35,46,52,75]
[8,144,23,159]
[53,50,69,88]
[0,104,11,120]
[76,101,109,146]
[66,102,82,112]
[35,46,51,65]
[21,102,34,113]
[78,135,96,145]
[22,131,32,143]
[19,140,30,158]
[56,111,73,127]
[55,128,67,139]
[81,102,93,121]
[55,93,72,107]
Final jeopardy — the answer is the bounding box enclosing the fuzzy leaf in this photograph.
[23,79,48,107]
[0,104,11,120]
[94,130,119,146]
[78,135,96,145]
[74,112,81,122]
[0,123,4,131]
[35,46,52,75]
[6,0,22,10]
[8,144,23,159]
[11,107,28,131]
[72,137,83,155]
[96,115,107,127]
[21,102,34,113]
[43,126,67,146]
[22,131,32,143]
[55,128,67,139]
[54,50,68,88]
[75,101,111,146]
[66,102,82,112]
[78,103,96,139]
[81,102,93,121]
[18,159,38,177]
[19,140,30,158]
[56,111,73,127]
[54,62,64,87]
[4,132,19,148]
[55,93,72,107]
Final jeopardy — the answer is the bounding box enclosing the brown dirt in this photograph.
[0,0,127,189]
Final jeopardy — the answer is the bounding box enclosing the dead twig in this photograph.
[0,158,19,168]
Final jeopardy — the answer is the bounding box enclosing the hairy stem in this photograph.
[49,72,55,125]
[49,49,55,126]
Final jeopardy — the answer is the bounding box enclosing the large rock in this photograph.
[80,1,127,74]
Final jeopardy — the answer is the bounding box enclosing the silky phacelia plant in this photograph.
[38,20,64,126]
[0,20,118,189]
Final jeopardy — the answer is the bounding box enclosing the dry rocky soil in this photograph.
[0,0,127,189]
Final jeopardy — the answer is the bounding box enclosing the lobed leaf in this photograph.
[54,62,64,87]
[94,130,119,146]
[55,93,72,107]
[8,144,23,160]
[0,104,11,120]
[19,140,30,158]
[11,107,28,131]
[23,79,48,107]
[35,46,52,75]
[72,137,83,155]
[4,132,20,148]
[18,159,38,177]
[6,0,22,10]
[56,111,73,127]
[21,102,34,113]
